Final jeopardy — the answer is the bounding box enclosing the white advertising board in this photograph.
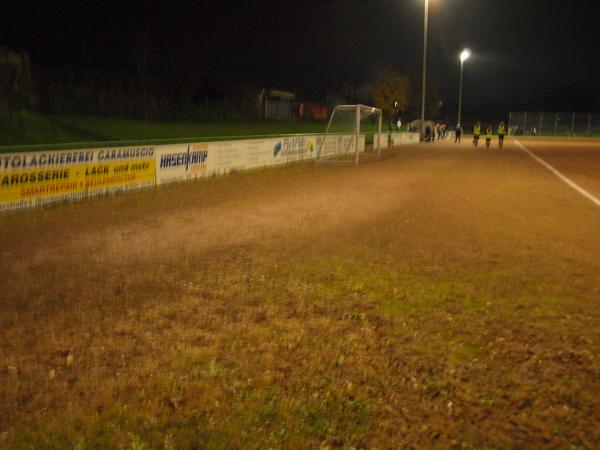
[215,140,247,173]
[317,135,364,158]
[246,138,279,169]
[154,143,216,185]
[375,133,390,149]
[391,132,420,146]
[1,133,376,212]
[272,135,319,164]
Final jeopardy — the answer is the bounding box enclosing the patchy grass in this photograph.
[2,251,598,449]
[0,111,327,151]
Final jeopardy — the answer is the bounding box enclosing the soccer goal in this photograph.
[316,104,383,166]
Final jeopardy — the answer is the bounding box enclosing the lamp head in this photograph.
[460,49,471,62]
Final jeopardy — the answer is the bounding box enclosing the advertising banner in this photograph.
[316,134,364,158]
[154,143,215,185]
[391,132,419,146]
[0,146,155,211]
[337,135,365,155]
[272,135,318,164]
[375,133,390,149]
[0,133,377,212]
[316,135,338,158]
[215,140,247,173]
[246,138,279,169]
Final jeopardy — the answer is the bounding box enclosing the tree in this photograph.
[371,69,411,117]
[404,62,443,120]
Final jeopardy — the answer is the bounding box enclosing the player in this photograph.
[455,123,463,143]
[473,121,481,147]
[485,125,493,149]
[497,121,506,149]
[424,124,433,142]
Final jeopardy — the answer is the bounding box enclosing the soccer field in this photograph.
[1,137,599,448]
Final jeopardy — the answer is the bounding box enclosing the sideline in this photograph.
[514,139,600,208]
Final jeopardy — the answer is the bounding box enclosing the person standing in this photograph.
[497,121,506,149]
[424,124,432,142]
[473,121,481,147]
[455,123,463,143]
[485,125,493,149]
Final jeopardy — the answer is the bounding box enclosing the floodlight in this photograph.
[460,49,471,63]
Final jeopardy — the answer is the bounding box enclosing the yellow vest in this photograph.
[474,125,481,135]
[498,124,506,135]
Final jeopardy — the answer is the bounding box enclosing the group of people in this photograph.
[454,121,506,149]
[424,122,448,142]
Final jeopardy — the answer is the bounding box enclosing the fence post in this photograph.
[508,111,512,133]
[570,113,576,136]
[523,112,528,133]
[554,113,559,136]
[588,113,592,136]
[539,113,544,135]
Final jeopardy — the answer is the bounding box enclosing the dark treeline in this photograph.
[1,46,264,122]
[33,66,263,122]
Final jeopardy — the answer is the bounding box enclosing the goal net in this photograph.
[316,104,383,165]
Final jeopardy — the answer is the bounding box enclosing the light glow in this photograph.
[460,49,471,63]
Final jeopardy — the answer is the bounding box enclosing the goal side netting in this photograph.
[316,104,384,165]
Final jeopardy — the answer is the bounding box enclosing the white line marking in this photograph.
[514,139,600,208]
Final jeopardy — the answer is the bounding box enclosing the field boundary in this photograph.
[514,139,600,208]
[1,133,419,212]
[0,133,327,154]
[0,132,412,155]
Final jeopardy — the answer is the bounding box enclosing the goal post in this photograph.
[316,104,383,166]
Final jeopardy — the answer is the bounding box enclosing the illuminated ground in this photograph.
[1,137,599,448]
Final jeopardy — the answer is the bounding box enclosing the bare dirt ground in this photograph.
[514,137,600,198]
[1,137,599,449]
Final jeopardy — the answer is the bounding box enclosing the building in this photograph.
[259,88,328,121]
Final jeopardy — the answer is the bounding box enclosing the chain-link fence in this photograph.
[508,112,600,137]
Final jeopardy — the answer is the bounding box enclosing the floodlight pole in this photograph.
[458,59,464,126]
[420,0,429,140]
[457,49,470,127]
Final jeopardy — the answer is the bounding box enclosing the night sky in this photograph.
[2,0,599,114]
